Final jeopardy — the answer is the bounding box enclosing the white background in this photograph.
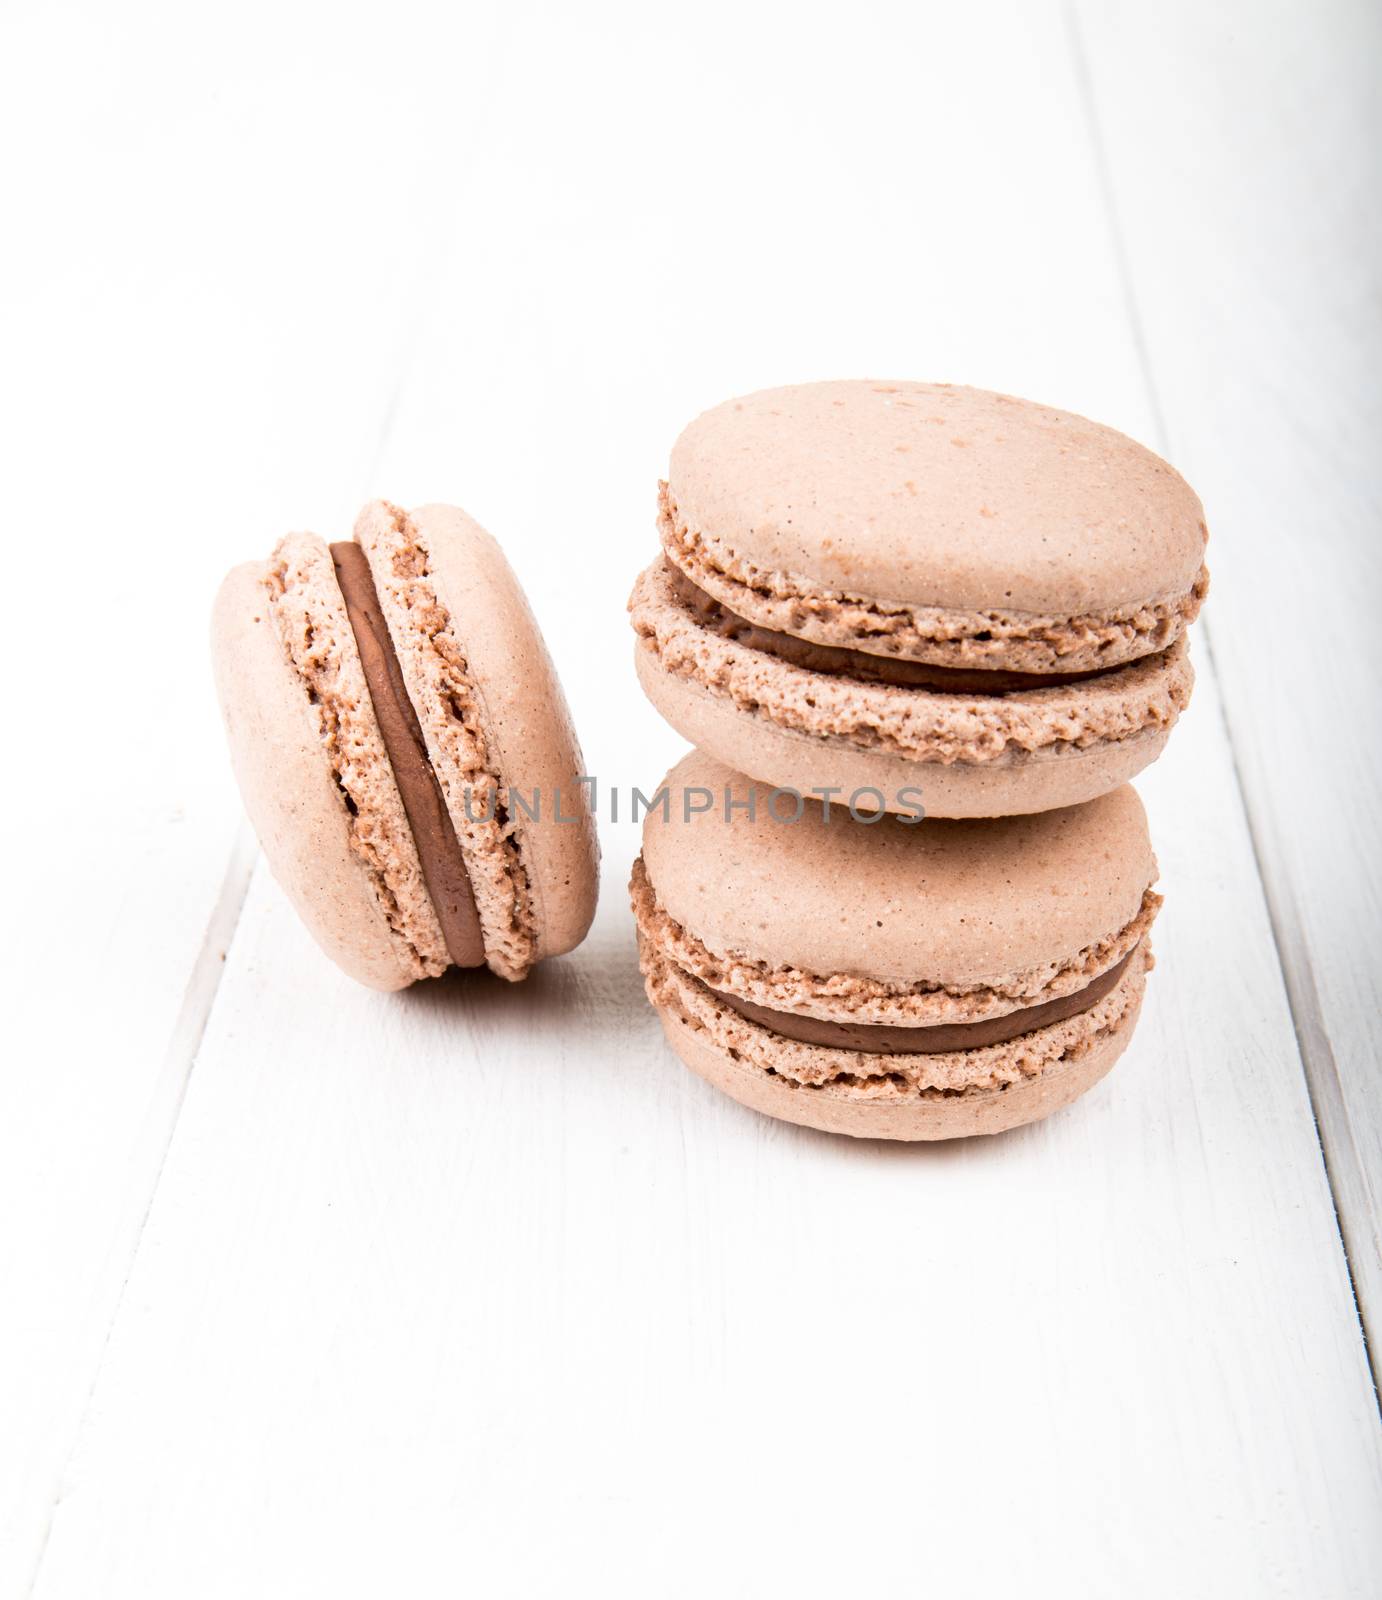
[2,1,1379,1596]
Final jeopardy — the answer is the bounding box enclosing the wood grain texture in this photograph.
[1073,0,1382,1369]
[0,3,510,1590]
[4,1,1379,1596]
[31,723,1382,1598]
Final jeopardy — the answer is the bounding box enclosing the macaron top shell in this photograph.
[400,503,599,962]
[640,750,1155,991]
[667,380,1208,618]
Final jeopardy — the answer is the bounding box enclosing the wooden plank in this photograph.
[32,721,1382,1596]
[0,3,512,1591]
[1072,0,1382,1366]
[23,1,1382,1595]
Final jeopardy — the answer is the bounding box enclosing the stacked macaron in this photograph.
[629,381,1207,1138]
[632,753,1160,1140]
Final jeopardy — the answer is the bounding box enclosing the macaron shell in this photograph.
[636,646,1172,819]
[669,381,1208,615]
[653,964,1143,1140]
[211,562,415,991]
[410,504,599,960]
[630,546,1191,816]
[640,751,1155,990]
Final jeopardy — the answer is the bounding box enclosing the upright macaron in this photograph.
[213,500,598,990]
[630,381,1208,817]
[632,751,1160,1140]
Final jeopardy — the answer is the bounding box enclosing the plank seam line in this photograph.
[24,822,259,1597]
[26,89,493,1576]
[1063,0,1379,1406]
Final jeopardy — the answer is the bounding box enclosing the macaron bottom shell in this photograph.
[634,641,1174,819]
[213,557,433,991]
[640,933,1150,1141]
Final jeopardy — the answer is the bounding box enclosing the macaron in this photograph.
[213,500,598,990]
[629,381,1208,818]
[631,751,1160,1140]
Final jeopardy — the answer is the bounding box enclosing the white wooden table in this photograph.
[3,2,1379,1595]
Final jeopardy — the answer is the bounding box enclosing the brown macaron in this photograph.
[632,751,1160,1140]
[213,501,598,990]
[630,381,1208,817]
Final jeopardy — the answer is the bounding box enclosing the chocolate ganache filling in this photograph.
[710,952,1133,1054]
[668,565,1108,693]
[330,542,485,969]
